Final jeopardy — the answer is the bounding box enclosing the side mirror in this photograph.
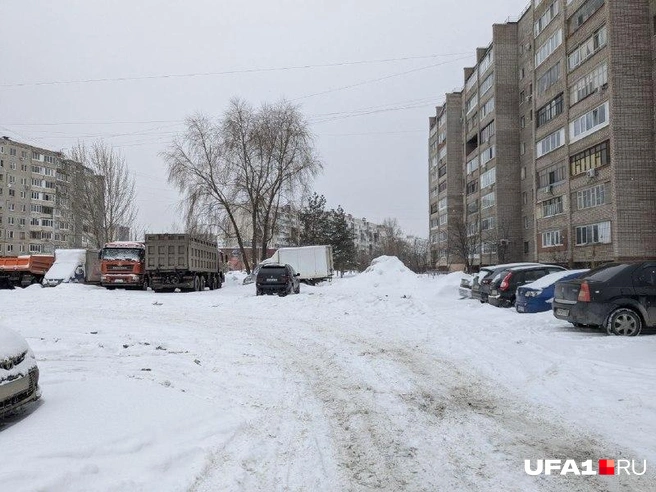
[295,273,300,277]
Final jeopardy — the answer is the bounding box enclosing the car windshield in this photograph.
[101,248,143,261]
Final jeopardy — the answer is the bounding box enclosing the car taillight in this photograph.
[578,282,591,302]
[499,272,513,291]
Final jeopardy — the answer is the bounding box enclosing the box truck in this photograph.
[267,245,333,285]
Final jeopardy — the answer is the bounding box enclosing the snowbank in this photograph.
[331,256,421,294]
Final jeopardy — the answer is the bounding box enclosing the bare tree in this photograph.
[378,218,407,257]
[68,141,138,248]
[448,215,478,273]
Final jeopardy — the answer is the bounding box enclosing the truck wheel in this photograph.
[142,278,149,291]
[200,277,206,291]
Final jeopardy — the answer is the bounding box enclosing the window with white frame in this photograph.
[480,120,495,143]
[480,98,495,120]
[465,71,478,92]
[535,29,562,67]
[569,101,609,143]
[481,192,495,209]
[569,0,605,34]
[481,145,496,165]
[480,72,494,96]
[537,62,560,95]
[29,244,43,253]
[478,49,494,77]
[536,127,565,158]
[481,216,496,231]
[568,25,607,71]
[480,167,496,189]
[438,145,447,160]
[465,93,478,114]
[575,221,611,245]
[438,197,447,211]
[438,213,448,226]
[577,184,606,209]
[570,62,607,105]
[541,196,564,217]
[542,230,562,247]
[466,155,479,174]
[534,1,559,37]
[467,222,478,237]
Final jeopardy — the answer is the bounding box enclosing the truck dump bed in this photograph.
[0,255,54,274]
[145,234,218,273]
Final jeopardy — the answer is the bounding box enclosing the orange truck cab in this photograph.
[0,255,55,288]
[99,241,147,289]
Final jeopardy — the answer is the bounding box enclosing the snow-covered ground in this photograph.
[1,257,655,491]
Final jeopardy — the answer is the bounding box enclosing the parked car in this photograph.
[459,274,473,299]
[553,262,656,336]
[488,264,566,307]
[256,263,301,296]
[0,327,41,418]
[473,263,542,303]
[515,269,589,313]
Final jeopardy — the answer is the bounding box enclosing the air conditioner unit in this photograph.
[586,168,597,178]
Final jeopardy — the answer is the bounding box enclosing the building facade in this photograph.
[428,0,656,269]
[0,137,94,255]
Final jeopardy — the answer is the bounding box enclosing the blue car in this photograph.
[515,269,589,313]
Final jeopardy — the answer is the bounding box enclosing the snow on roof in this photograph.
[45,249,87,282]
[104,241,144,249]
[523,269,589,290]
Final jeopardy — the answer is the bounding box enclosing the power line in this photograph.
[0,52,471,88]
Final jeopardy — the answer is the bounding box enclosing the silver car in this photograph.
[0,327,41,418]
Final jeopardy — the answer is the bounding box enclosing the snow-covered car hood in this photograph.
[0,327,38,381]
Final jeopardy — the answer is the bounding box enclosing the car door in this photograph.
[632,263,656,326]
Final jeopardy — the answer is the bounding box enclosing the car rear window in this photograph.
[582,263,631,282]
[258,266,286,276]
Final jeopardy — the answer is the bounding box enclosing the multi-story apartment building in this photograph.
[0,137,94,255]
[428,0,656,269]
[346,215,384,255]
[428,93,464,269]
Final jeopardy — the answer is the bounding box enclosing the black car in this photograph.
[256,263,301,296]
[488,264,566,307]
[553,262,656,336]
[474,263,542,303]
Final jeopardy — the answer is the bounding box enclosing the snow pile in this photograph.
[524,269,589,290]
[332,256,421,294]
[44,249,87,285]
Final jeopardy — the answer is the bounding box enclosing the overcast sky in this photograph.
[1,0,529,237]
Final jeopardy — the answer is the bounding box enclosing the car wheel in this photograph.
[606,308,643,337]
[572,322,586,328]
[294,284,300,294]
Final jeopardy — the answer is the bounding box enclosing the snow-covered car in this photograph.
[43,249,87,287]
[458,274,473,298]
[515,269,589,313]
[0,327,41,418]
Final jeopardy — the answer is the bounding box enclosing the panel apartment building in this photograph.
[428,0,656,269]
[0,137,93,255]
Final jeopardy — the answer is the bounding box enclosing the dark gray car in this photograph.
[256,263,301,296]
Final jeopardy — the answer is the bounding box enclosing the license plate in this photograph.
[114,279,124,283]
[266,278,277,282]
[0,374,30,401]
[517,305,525,312]
[556,308,569,317]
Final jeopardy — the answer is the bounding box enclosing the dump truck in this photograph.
[144,234,224,292]
[0,255,55,288]
[100,241,147,290]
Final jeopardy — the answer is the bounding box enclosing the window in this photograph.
[480,167,496,189]
[570,101,609,143]
[481,216,496,231]
[520,142,526,155]
[524,216,529,229]
[465,72,478,92]
[481,192,495,209]
[9,148,17,156]
[29,244,43,253]
[535,1,560,37]
[542,230,563,247]
[569,0,605,34]
[32,152,41,160]
[577,184,606,209]
[521,166,527,180]
[536,128,565,158]
[467,222,478,237]
[438,146,447,161]
[570,62,608,105]
[438,214,448,226]
[541,196,564,217]
[481,145,496,166]
[480,72,494,95]
[438,181,447,193]
[466,93,478,114]
[466,180,478,195]
[570,140,610,175]
[44,155,57,164]
[537,62,560,95]
[536,93,564,127]
[478,49,493,77]
[568,26,607,71]
[535,29,562,67]
[537,163,566,188]
[438,197,447,211]
[480,98,495,120]
[480,120,495,143]
[438,165,447,178]
[467,200,478,214]
[575,221,611,245]
[524,241,530,254]
[466,156,479,174]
